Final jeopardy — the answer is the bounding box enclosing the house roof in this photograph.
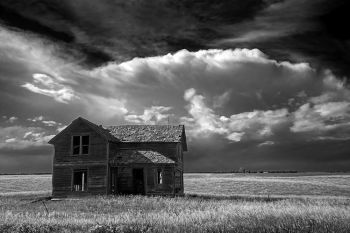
[79,117,119,142]
[110,150,175,164]
[49,117,187,151]
[48,117,118,144]
[106,125,184,143]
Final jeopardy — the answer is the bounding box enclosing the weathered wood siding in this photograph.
[53,121,107,164]
[174,143,184,195]
[109,142,183,196]
[88,165,107,194]
[111,165,175,195]
[51,120,108,197]
[52,166,71,196]
[116,166,133,193]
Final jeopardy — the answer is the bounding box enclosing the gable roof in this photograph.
[110,150,175,164]
[78,117,119,142]
[49,117,187,150]
[48,117,118,144]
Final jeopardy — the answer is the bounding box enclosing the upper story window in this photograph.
[72,135,89,155]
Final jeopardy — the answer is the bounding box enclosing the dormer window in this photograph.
[72,135,89,155]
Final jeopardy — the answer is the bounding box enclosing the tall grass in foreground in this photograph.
[1,195,349,233]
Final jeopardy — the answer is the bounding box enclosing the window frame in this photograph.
[71,134,90,155]
[156,168,163,186]
[72,169,88,192]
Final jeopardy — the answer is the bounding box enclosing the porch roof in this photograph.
[110,150,175,164]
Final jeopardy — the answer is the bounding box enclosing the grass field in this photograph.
[0,173,350,232]
[185,173,350,197]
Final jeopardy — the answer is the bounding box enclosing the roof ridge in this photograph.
[106,124,182,127]
[106,124,184,143]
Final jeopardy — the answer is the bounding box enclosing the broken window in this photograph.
[156,169,163,185]
[72,135,89,155]
[72,136,80,155]
[81,135,89,154]
[73,170,87,191]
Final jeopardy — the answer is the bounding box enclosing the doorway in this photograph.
[132,168,144,194]
[110,167,118,194]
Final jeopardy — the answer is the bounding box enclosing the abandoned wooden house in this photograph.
[48,117,187,197]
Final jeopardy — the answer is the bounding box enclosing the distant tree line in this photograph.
[232,169,298,174]
[189,170,299,174]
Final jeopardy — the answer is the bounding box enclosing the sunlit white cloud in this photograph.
[27,116,45,122]
[4,39,349,144]
[17,45,350,143]
[181,88,289,142]
[5,116,18,124]
[0,126,54,150]
[258,141,275,147]
[291,101,350,133]
[27,116,62,127]
[82,94,128,122]
[42,120,59,127]
[125,106,173,124]
[22,73,76,103]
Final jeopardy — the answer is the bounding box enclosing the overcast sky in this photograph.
[0,0,350,173]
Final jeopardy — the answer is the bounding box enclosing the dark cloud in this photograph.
[186,136,350,172]
[0,4,74,43]
[0,0,268,67]
[0,152,52,174]
[1,0,349,76]
[217,0,350,78]
[320,1,350,40]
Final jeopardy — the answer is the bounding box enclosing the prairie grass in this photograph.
[1,173,350,197]
[0,195,350,233]
[185,173,350,197]
[0,175,51,196]
[0,173,349,232]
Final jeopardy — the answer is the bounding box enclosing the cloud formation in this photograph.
[17,45,350,145]
[0,25,350,171]
[0,125,54,150]
[22,73,76,103]
[216,0,327,44]
[0,0,350,172]
[125,106,173,125]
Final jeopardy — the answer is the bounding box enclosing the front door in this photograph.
[132,168,144,194]
[110,167,118,194]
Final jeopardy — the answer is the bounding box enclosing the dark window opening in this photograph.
[72,136,80,155]
[72,135,89,155]
[156,169,163,185]
[73,170,87,191]
[82,135,89,154]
